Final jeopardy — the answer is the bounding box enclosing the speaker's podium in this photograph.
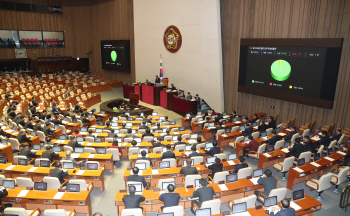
[129,93,139,105]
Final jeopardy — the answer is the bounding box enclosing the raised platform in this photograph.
[100,99,153,117]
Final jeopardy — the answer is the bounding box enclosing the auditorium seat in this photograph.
[43,177,64,190]
[162,205,184,216]
[331,166,349,193]
[248,144,266,159]
[121,208,144,216]
[43,209,76,216]
[210,171,229,183]
[184,174,201,187]
[273,156,295,180]
[193,199,221,214]
[237,167,252,179]
[258,188,287,203]
[229,195,256,209]
[69,179,92,191]
[305,173,333,200]
[16,177,34,188]
[4,207,40,216]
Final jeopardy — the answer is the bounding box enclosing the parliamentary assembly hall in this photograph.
[0,0,349,215]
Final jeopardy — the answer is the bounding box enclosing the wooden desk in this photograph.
[218,131,243,148]
[286,151,346,190]
[235,138,266,157]
[0,163,105,191]
[258,148,292,169]
[3,187,92,216]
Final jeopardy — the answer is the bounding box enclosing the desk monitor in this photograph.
[96,121,104,126]
[131,129,136,134]
[100,111,105,114]
[40,160,50,167]
[114,129,120,134]
[253,122,258,127]
[54,124,59,130]
[221,120,227,125]
[178,127,185,132]
[95,129,103,133]
[18,158,28,166]
[162,181,175,191]
[63,162,74,169]
[87,163,98,170]
[72,119,77,123]
[159,161,170,169]
[116,138,122,143]
[313,153,321,161]
[111,123,118,127]
[327,148,333,156]
[205,143,213,149]
[264,196,277,208]
[233,118,237,122]
[152,112,158,116]
[226,174,238,183]
[140,112,144,116]
[172,136,178,141]
[194,179,200,187]
[76,137,84,142]
[127,117,135,121]
[293,189,304,201]
[276,127,281,133]
[157,213,174,216]
[198,117,203,122]
[266,146,274,152]
[31,131,36,137]
[225,128,231,133]
[34,182,47,191]
[1,139,7,144]
[185,146,192,151]
[242,115,246,119]
[128,183,142,192]
[183,159,194,166]
[209,123,215,127]
[0,157,6,164]
[134,162,146,170]
[81,127,88,132]
[66,183,80,192]
[339,144,344,150]
[63,117,68,122]
[88,114,93,119]
[231,202,247,214]
[261,132,267,137]
[96,148,106,154]
[211,115,216,119]
[33,144,41,150]
[59,135,66,140]
[134,137,142,143]
[284,141,290,148]
[253,169,263,178]
[162,128,167,133]
[2,180,15,189]
[126,123,133,128]
[196,112,201,115]
[195,208,211,216]
[53,146,61,152]
[309,132,314,138]
[244,136,249,142]
[206,156,216,164]
[95,137,103,143]
[287,123,292,128]
[113,117,119,121]
[191,134,198,139]
[239,126,245,131]
[159,117,165,121]
[186,114,190,117]
[228,153,237,160]
[169,121,176,125]
[297,158,305,167]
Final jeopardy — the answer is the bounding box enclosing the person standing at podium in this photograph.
[155,75,161,84]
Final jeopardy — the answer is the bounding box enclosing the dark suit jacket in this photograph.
[243,127,253,136]
[232,163,248,174]
[320,135,331,148]
[258,124,268,133]
[52,119,62,125]
[33,123,42,132]
[171,86,176,91]
[19,148,36,160]
[332,133,342,142]
[304,140,316,153]
[268,120,276,129]
[139,156,152,166]
[17,133,30,144]
[188,152,203,158]
[127,175,147,188]
[142,133,154,137]
[205,146,221,156]
[42,150,59,162]
[24,121,34,129]
[122,194,145,209]
[151,141,162,148]
[39,113,46,120]
[0,189,9,205]
[257,176,276,196]
[155,77,161,83]
[251,117,259,123]
[174,141,186,147]
[270,208,296,216]
[49,168,68,184]
[15,119,25,127]
[159,193,180,208]
[13,116,20,122]
[161,151,175,160]
[269,136,280,146]
[192,186,215,207]
[139,125,147,129]
[208,163,223,177]
[289,143,304,159]
[284,131,297,141]
[67,140,81,148]
[8,111,16,119]
[43,126,54,136]
[180,166,198,176]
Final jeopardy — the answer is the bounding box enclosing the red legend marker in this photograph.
[270,83,272,86]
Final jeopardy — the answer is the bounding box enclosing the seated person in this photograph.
[284,126,298,141]
[254,169,276,198]
[303,136,316,154]
[267,116,276,129]
[251,113,259,123]
[122,185,145,210]
[142,128,154,137]
[186,92,192,100]
[19,144,36,164]
[243,135,259,156]
[206,158,223,180]
[180,159,198,176]
[232,156,248,174]
[288,138,304,159]
[242,123,253,136]
[139,150,152,166]
[43,122,55,136]
[151,137,163,148]
[16,129,30,144]
[330,128,342,142]
[62,150,82,167]
[104,122,113,132]
[73,129,83,137]
[205,141,221,156]
[188,146,203,158]
[170,84,176,91]
[270,198,296,216]
[268,131,280,146]
[127,167,148,189]
[161,144,175,160]
[258,120,267,133]
[42,145,59,163]
[110,140,121,152]
[49,162,69,186]
[174,135,186,146]
[319,131,331,148]
[191,179,215,214]
[159,184,180,211]
[33,120,43,132]
[178,91,185,98]
[67,136,81,148]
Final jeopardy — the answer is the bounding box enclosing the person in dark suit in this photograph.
[8,109,16,119]
[270,198,296,216]
[159,184,180,211]
[180,159,198,176]
[139,150,152,166]
[319,130,331,148]
[42,145,59,163]
[170,84,176,91]
[288,138,304,159]
[284,127,298,141]
[258,121,268,133]
[19,144,36,163]
[161,145,175,160]
[52,115,62,125]
[178,91,185,98]
[151,137,163,148]
[331,128,342,142]
[43,122,55,136]
[206,158,223,180]
[142,128,154,137]
[188,146,203,158]
[267,116,276,129]
[303,136,316,154]
[13,113,22,123]
[340,146,350,166]
[49,162,68,186]
[242,123,253,136]
[174,135,186,147]
[39,110,47,120]
[139,121,147,129]
[232,156,248,174]
[17,129,30,144]
[25,118,34,129]
[242,117,251,126]
[215,113,223,123]
[251,113,259,123]
[191,178,215,213]
[63,109,70,117]
[14,115,25,127]
[268,131,280,146]
[0,187,12,212]
[74,101,81,112]
[205,141,221,156]
[254,169,276,198]
[67,136,81,148]
[214,122,225,134]
[127,167,148,188]
[194,94,201,108]
[155,75,161,84]
[51,104,60,115]
[125,128,138,138]
[122,185,145,210]
[33,120,43,132]
[231,111,238,119]
[31,99,39,107]
[186,92,192,100]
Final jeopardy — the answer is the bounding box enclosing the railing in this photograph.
[340,185,350,212]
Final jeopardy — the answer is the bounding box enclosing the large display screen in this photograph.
[238,39,343,109]
[100,40,130,72]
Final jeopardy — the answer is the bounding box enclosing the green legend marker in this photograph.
[271,59,291,81]
[111,51,117,62]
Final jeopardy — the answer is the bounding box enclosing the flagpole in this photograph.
[160,54,163,84]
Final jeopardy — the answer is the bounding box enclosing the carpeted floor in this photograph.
[78,88,349,215]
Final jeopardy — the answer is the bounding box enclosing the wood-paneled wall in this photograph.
[0,0,135,84]
[221,0,350,131]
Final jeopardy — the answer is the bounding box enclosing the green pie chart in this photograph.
[111,51,117,62]
[271,59,291,81]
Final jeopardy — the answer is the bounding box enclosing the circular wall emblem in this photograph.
[164,25,182,53]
